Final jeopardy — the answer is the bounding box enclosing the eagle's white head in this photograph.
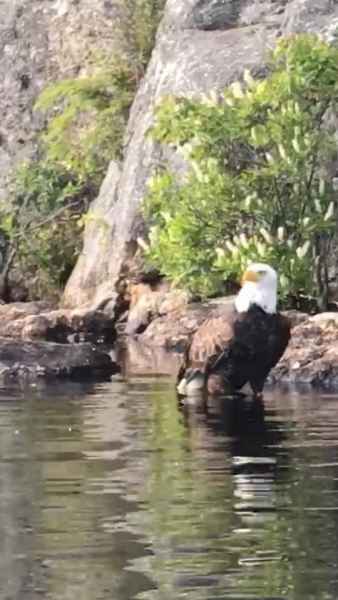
[235,263,277,314]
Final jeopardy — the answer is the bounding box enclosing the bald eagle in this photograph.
[177,263,291,398]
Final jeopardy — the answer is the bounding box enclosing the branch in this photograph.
[0,246,17,279]
[12,198,82,240]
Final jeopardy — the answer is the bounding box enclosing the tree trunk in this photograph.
[0,246,17,302]
[314,234,329,312]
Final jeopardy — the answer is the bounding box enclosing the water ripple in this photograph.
[0,382,337,599]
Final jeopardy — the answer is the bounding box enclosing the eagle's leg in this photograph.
[249,378,266,400]
[207,372,232,396]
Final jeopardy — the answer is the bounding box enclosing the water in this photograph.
[0,378,338,600]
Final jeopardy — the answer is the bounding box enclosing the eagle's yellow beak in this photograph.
[241,269,259,286]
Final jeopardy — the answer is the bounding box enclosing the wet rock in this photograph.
[0,302,115,343]
[0,337,116,381]
[117,339,181,377]
[271,315,338,388]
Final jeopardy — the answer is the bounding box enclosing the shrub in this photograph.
[144,34,338,307]
[118,0,166,73]
[0,161,85,298]
[35,61,136,186]
[0,0,166,300]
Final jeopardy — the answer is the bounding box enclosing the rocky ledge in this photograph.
[272,313,338,388]
[3,294,338,388]
[0,301,116,381]
[0,301,115,343]
[0,338,116,381]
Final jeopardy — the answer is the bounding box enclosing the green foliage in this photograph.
[35,61,135,185]
[0,161,85,298]
[118,0,166,72]
[0,0,165,300]
[35,0,166,184]
[145,34,338,305]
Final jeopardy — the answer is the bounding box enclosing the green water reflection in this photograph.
[0,380,337,600]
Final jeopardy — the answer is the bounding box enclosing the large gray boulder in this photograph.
[63,0,338,312]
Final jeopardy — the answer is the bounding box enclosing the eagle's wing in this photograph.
[189,316,235,368]
[266,313,291,369]
[178,305,237,378]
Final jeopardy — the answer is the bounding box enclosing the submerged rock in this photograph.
[0,338,116,381]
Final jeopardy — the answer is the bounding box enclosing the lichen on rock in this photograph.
[0,0,124,202]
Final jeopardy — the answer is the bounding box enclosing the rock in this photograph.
[63,0,338,312]
[125,284,190,336]
[0,301,115,343]
[272,316,338,387]
[138,297,235,351]
[0,300,54,320]
[133,293,309,352]
[0,0,124,202]
[309,312,338,328]
[282,0,336,35]
[61,162,123,313]
[0,337,117,381]
[0,300,116,381]
[134,297,307,352]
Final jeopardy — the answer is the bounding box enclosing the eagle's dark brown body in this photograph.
[177,304,291,396]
